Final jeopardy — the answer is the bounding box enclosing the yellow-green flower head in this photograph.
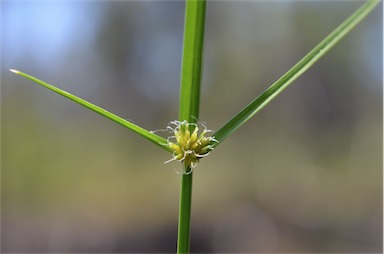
[165,120,218,171]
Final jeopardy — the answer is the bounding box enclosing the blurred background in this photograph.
[1,1,382,253]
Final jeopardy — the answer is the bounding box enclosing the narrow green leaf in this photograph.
[213,0,380,146]
[10,69,172,153]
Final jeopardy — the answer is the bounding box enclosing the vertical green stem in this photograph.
[177,164,193,253]
[177,0,206,253]
[179,0,206,123]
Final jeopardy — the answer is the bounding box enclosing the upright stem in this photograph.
[177,164,193,253]
[177,0,206,253]
[179,0,206,123]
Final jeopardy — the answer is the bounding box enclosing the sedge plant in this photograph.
[10,0,380,253]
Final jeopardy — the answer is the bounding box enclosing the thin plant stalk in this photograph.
[177,0,206,253]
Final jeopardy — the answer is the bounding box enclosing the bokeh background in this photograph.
[1,1,382,253]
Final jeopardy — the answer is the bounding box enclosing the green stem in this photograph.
[177,164,193,253]
[177,0,206,253]
[179,0,206,123]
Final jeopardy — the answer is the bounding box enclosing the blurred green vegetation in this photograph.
[1,1,382,253]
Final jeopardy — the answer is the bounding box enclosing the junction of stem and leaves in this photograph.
[165,120,218,172]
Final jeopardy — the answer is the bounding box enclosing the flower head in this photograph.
[165,120,218,172]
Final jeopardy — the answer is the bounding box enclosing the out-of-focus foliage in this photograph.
[1,1,382,253]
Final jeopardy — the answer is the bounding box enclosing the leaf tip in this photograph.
[9,69,20,74]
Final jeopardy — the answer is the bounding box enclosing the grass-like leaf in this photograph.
[213,0,380,146]
[10,69,173,153]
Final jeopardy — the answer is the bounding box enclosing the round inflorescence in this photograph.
[165,120,218,173]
